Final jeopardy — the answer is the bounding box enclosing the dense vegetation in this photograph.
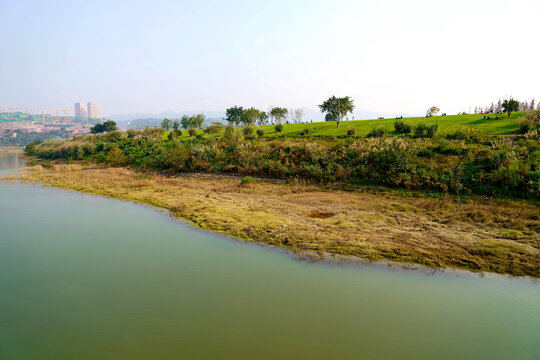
[0,130,65,147]
[26,110,540,200]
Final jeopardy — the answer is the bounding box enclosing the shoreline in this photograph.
[5,162,539,278]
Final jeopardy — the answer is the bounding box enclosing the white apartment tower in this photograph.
[74,102,88,118]
[87,102,99,118]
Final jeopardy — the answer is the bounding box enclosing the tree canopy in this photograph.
[426,106,440,117]
[180,114,205,129]
[502,98,520,118]
[161,118,173,130]
[270,107,288,124]
[319,96,354,128]
[90,120,117,134]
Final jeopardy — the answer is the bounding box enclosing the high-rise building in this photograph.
[75,102,88,118]
[87,102,99,118]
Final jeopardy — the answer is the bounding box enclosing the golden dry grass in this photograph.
[10,164,540,277]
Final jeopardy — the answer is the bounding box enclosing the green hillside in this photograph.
[166,111,526,140]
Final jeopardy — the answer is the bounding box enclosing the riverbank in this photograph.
[7,163,539,277]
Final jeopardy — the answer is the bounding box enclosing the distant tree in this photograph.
[426,106,440,117]
[319,96,354,128]
[191,114,205,129]
[474,107,478,114]
[173,120,180,130]
[243,107,260,126]
[161,118,173,130]
[225,106,245,126]
[90,120,117,134]
[496,99,503,113]
[488,102,494,113]
[270,107,288,124]
[181,115,192,129]
[257,111,269,125]
[530,99,535,111]
[291,109,304,123]
[502,98,520,118]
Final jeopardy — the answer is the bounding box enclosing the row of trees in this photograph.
[161,114,206,130]
[223,106,306,126]
[472,98,538,115]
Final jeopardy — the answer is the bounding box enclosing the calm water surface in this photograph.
[0,152,538,360]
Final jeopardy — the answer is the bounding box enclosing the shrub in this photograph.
[163,144,191,171]
[275,124,284,133]
[445,127,484,143]
[167,132,176,141]
[347,128,355,136]
[518,111,540,134]
[204,123,224,135]
[299,128,309,136]
[426,124,438,138]
[367,126,386,138]
[127,129,137,138]
[394,121,412,134]
[221,125,242,146]
[240,176,256,186]
[243,127,253,136]
[188,129,198,137]
[256,129,265,138]
[106,146,127,167]
[414,123,427,137]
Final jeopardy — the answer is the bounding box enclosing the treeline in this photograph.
[0,130,65,147]
[472,97,538,115]
[25,124,540,199]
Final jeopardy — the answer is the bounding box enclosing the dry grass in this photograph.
[10,164,540,277]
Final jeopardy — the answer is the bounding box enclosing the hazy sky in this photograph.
[1,0,539,117]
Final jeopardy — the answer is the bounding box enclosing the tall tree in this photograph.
[225,106,245,126]
[319,96,354,128]
[180,115,192,129]
[496,99,503,113]
[530,99,535,111]
[257,111,269,125]
[243,107,260,126]
[291,109,304,123]
[502,98,520,118]
[173,120,180,130]
[426,106,440,117]
[270,107,288,124]
[90,120,117,134]
[161,118,173,130]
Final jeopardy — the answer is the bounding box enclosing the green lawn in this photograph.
[165,111,526,140]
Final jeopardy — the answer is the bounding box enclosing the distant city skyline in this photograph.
[1,0,539,117]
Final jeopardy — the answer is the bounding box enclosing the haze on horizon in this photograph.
[1,0,539,118]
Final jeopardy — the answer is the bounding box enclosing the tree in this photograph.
[502,98,520,118]
[191,114,205,129]
[270,107,288,124]
[243,107,260,126]
[318,96,354,128]
[530,99,535,111]
[180,115,192,129]
[325,113,335,122]
[225,106,245,126]
[90,120,117,134]
[161,118,173,130]
[496,99,503,113]
[291,109,304,123]
[257,111,269,125]
[173,120,180,130]
[426,106,440,117]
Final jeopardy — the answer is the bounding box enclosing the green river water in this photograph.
[0,152,538,359]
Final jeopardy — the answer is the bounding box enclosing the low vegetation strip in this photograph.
[26,120,540,199]
[9,164,540,277]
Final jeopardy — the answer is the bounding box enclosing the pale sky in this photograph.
[1,0,538,117]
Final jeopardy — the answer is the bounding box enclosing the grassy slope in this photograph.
[166,112,525,140]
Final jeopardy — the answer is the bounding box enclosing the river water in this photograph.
[0,152,538,360]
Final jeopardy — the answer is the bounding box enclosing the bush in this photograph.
[256,129,265,138]
[414,123,427,137]
[106,146,127,167]
[243,127,253,136]
[426,124,438,138]
[394,121,412,134]
[299,128,309,136]
[204,123,224,135]
[163,144,191,171]
[188,129,198,137]
[275,124,284,133]
[167,131,176,141]
[240,176,256,186]
[445,127,484,143]
[367,126,386,138]
[347,128,355,136]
